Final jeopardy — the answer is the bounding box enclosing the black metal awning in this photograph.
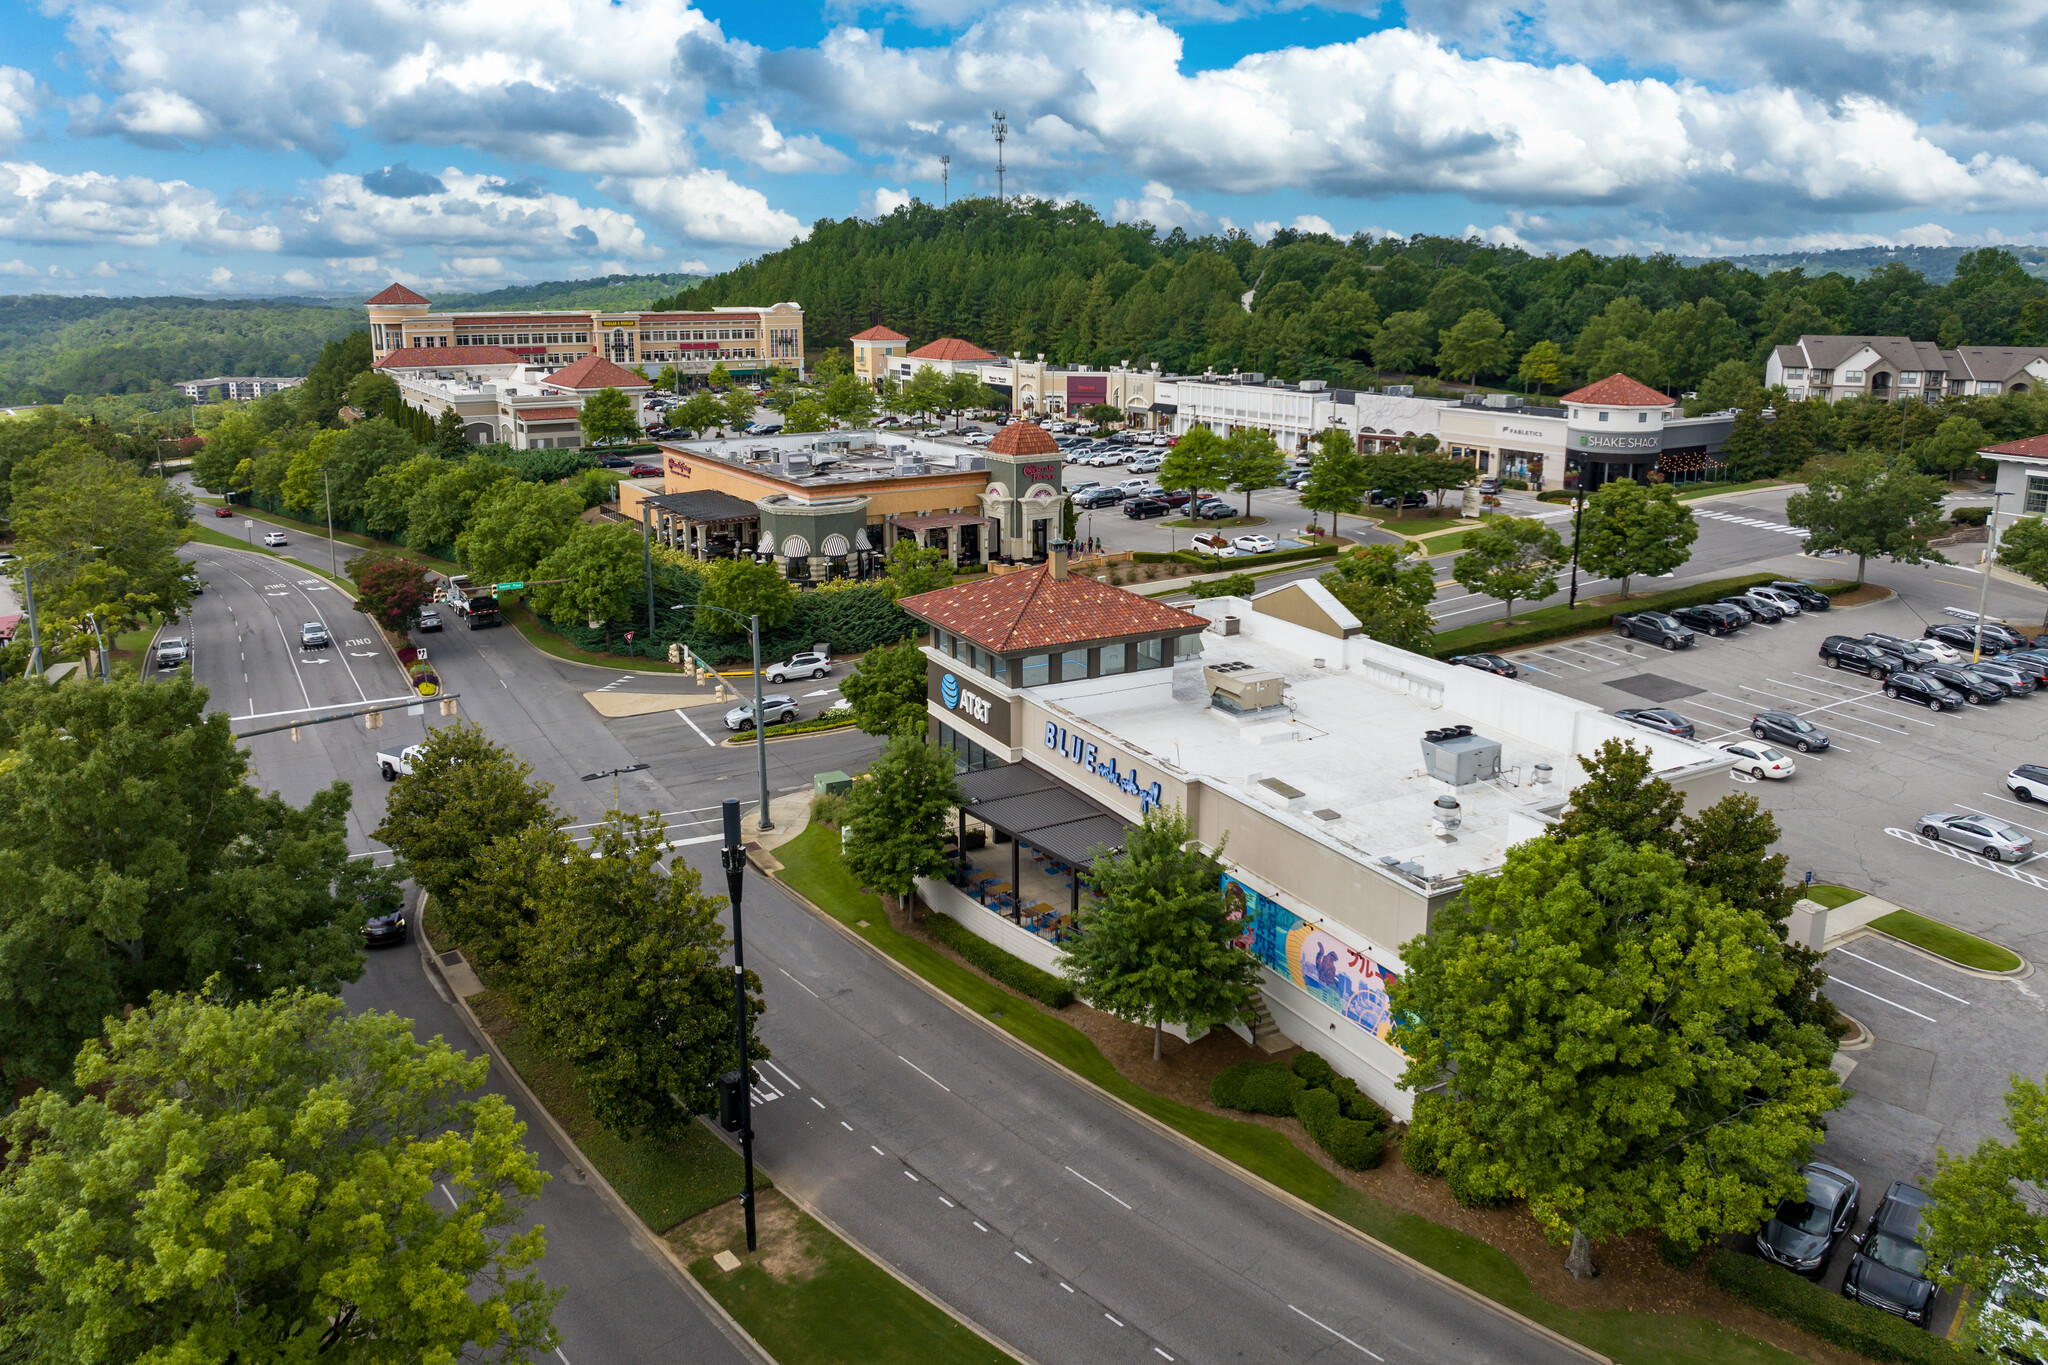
[956,763,1135,868]
[1148,402,1178,415]
[646,489,759,524]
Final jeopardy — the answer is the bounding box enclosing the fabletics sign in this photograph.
[927,661,1009,740]
[1045,722,1164,813]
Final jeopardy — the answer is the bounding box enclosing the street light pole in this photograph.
[1972,489,2014,663]
[641,499,656,638]
[1566,481,1588,609]
[21,563,44,678]
[321,467,337,578]
[718,797,757,1252]
[750,613,772,832]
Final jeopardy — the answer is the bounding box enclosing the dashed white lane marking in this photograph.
[940,1197,955,1208]
[1014,1251,1032,1264]
[763,1060,801,1090]
[974,1221,988,1232]
[1059,1282,1074,1292]
[904,1170,920,1182]
[556,1349,572,1365]
[1105,1313,1124,1327]
[777,966,821,999]
[1064,1166,1134,1210]
[810,1097,826,1110]
[1289,1304,1385,1359]
[870,1145,886,1156]
[440,1182,459,1209]
[840,1121,853,1132]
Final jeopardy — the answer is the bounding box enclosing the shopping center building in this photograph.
[898,558,1735,1115]
[374,347,652,450]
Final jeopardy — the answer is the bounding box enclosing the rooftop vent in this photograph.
[1204,662,1286,716]
[1420,727,1501,786]
[1381,384,1414,397]
[1299,378,1327,392]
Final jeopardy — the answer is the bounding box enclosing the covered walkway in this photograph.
[946,763,1136,945]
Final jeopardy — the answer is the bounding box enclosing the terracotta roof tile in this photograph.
[900,566,1207,653]
[987,420,1061,457]
[375,345,523,369]
[1558,373,1673,406]
[1982,434,2048,460]
[907,337,995,362]
[364,282,431,306]
[516,406,582,421]
[850,325,909,342]
[544,355,651,390]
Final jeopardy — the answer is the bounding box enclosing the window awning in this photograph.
[1148,402,1178,415]
[956,763,1136,868]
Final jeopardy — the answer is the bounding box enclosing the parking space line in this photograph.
[1958,803,2048,839]
[1685,700,1752,723]
[1830,947,1972,1005]
[1885,827,2048,892]
[1523,651,1590,671]
[1979,791,2042,816]
[1826,975,1938,1023]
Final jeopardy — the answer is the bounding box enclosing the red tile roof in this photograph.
[1982,434,2048,460]
[375,345,523,369]
[364,282,431,306]
[987,420,1061,457]
[850,325,909,342]
[907,337,995,362]
[900,565,1208,653]
[516,406,581,421]
[544,355,651,390]
[1559,373,1673,406]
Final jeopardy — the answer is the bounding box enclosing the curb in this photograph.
[413,904,779,1365]
[762,866,1611,1365]
[1847,925,2034,981]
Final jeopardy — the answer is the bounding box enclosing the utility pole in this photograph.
[321,467,338,578]
[1567,479,1589,609]
[940,154,950,207]
[1972,489,2014,662]
[718,797,757,1252]
[641,499,657,638]
[990,111,1008,205]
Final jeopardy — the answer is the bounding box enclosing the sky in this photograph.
[5,0,2048,298]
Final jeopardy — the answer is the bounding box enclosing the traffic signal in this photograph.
[438,697,458,716]
[717,1069,745,1132]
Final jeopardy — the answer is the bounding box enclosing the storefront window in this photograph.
[937,722,998,773]
[1021,655,1050,686]
[1099,642,1126,675]
[1061,648,1088,681]
[1136,638,1164,670]
[2028,475,2048,515]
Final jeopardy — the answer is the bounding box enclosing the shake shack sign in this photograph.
[1575,433,1660,451]
[928,661,1010,739]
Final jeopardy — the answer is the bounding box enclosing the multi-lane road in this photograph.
[170,522,1599,1365]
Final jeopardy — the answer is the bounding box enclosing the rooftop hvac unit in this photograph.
[1204,661,1286,715]
[893,454,927,475]
[957,454,986,471]
[1481,393,1522,409]
[1299,379,1326,391]
[1382,384,1414,397]
[784,452,812,474]
[1419,725,1501,786]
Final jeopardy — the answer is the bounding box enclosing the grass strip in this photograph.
[684,1198,1017,1365]
[197,498,462,574]
[1869,909,2022,972]
[498,603,704,674]
[1802,883,1867,911]
[1428,572,1851,656]
[772,823,1807,1365]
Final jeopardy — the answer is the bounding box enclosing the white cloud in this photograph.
[677,257,710,273]
[0,68,35,150]
[604,169,804,246]
[1290,214,1335,236]
[706,107,852,173]
[449,255,504,276]
[206,265,232,286]
[281,267,319,287]
[286,167,658,261]
[869,186,913,217]
[0,258,38,275]
[1111,180,1212,231]
[0,160,280,250]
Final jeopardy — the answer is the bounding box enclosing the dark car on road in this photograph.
[1751,710,1830,752]
[1368,489,1429,508]
[1757,1162,1861,1278]
[1769,580,1832,611]
[1672,603,1745,636]
[1885,671,1963,711]
[1613,611,1696,650]
[598,455,636,469]
[1927,620,2026,653]
[1820,635,1903,677]
[360,906,409,947]
[212,505,233,518]
[1843,1182,1939,1326]
[1449,653,1519,678]
[1917,662,2004,704]
[1122,497,1170,519]
[1967,659,2038,696]
[1616,707,1696,738]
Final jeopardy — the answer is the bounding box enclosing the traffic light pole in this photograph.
[718,796,757,1251]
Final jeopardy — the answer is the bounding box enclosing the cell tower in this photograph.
[990,110,1008,205]
[940,154,950,206]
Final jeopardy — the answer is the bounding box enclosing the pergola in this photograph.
[646,489,760,559]
[955,764,1136,918]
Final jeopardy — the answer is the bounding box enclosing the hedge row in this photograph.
[1427,572,1849,658]
[1535,489,1575,503]
[923,912,1076,1008]
[1209,1054,1389,1170]
[1705,1249,1971,1364]
[723,712,856,744]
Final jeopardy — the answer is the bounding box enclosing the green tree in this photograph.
[1453,515,1564,622]
[514,810,766,1140]
[7,442,194,641]
[1912,414,1993,478]
[190,408,265,492]
[1924,1073,2048,1359]
[297,330,374,427]
[1063,804,1262,1061]
[346,550,437,632]
[1552,737,1685,852]
[810,351,848,383]
[944,371,991,429]
[360,451,448,540]
[406,453,514,555]
[884,536,953,598]
[456,479,585,587]
[432,405,468,456]
[1394,830,1844,1275]
[1082,402,1122,425]
[696,556,798,636]
[530,523,645,649]
[900,368,949,425]
[1719,405,1773,480]
[1694,359,1763,414]
[821,373,877,428]
[841,727,963,923]
[1159,424,1230,502]
[1297,428,1368,540]
[1419,453,1477,511]
[784,398,829,433]
[0,986,560,1365]
[1784,450,1949,583]
[674,391,725,436]
[1435,308,1512,386]
[577,386,639,446]
[874,373,904,416]
[0,674,365,1095]
[1998,515,2048,626]
[1318,544,1436,651]
[371,720,561,908]
[345,369,400,420]
[1358,451,1436,520]
[1574,479,1699,598]
[722,386,759,432]
[1769,398,1818,473]
[1223,427,1287,516]
[1517,339,1567,396]
[708,361,733,387]
[1371,310,1434,374]
[839,638,929,735]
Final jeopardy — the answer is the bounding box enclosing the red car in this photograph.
[628,463,663,477]
[212,506,234,518]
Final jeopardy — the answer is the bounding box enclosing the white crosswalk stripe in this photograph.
[1694,508,1807,536]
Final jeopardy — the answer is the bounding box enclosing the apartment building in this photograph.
[1767,334,2048,402]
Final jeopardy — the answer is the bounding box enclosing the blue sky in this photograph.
[5,0,2048,297]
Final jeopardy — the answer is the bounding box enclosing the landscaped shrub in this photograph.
[1295,1086,1341,1141]
[1292,1082,1385,1170]
[1328,1075,1386,1130]
[1535,489,1575,503]
[1951,505,1990,526]
[1209,1061,1306,1116]
[1706,1249,1972,1364]
[1192,572,1257,599]
[1212,1054,1390,1170]
[1291,1051,1336,1089]
[1500,477,1530,490]
[924,913,1075,1008]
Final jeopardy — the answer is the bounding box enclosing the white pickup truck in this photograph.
[375,744,426,781]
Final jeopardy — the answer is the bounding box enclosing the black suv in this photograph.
[1884,671,1963,711]
[1672,603,1744,636]
[1752,710,1830,752]
[1819,635,1902,677]
[1613,612,1695,650]
[1122,496,1170,519]
[1926,620,2025,653]
[1842,1182,1938,1326]
[1916,662,2004,705]
[1769,580,1832,611]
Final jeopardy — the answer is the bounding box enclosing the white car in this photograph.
[1115,477,1151,494]
[1720,740,1796,780]
[262,530,288,547]
[1233,534,1278,554]
[765,651,832,683]
[962,432,993,446]
[1130,456,1164,474]
[725,694,800,731]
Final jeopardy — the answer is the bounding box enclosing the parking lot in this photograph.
[1504,590,2048,1305]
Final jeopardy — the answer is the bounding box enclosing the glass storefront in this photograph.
[936,722,1000,773]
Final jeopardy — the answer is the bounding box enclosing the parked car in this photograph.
[1747,585,1806,616]
[1819,635,1902,677]
[262,530,288,547]
[1233,534,1279,555]
[1842,1182,1939,1326]
[1770,580,1832,611]
[416,608,442,633]
[212,505,234,518]
[1190,499,1235,520]
[1715,599,1758,625]
[1885,671,1963,711]
[1130,456,1164,474]
[1477,477,1501,494]
[300,622,330,651]
[2007,764,2048,802]
[1190,532,1239,557]
[1671,603,1744,635]
[1123,497,1171,519]
[1723,590,1788,622]
[1616,707,1695,738]
[1074,486,1125,508]
[629,463,663,477]
[1612,611,1696,650]
[1720,740,1797,780]
[1114,477,1152,495]
[765,651,831,684]
[1449,653,1518,678]
[1916,662,2004,704]
[1916,811,2035,860]
[1751,710,1830,752]
[1757,1163,1861,1277]
[1967,659,2039,696]
[1866,632,1961,665]
[154,636,189,669]
[1996,651,2048,685]
[1368,489,1428,508]
[1927,620,2026,653]
[724,694,799,731]
[599,456,636,469]
[1283,468,1311,489]
[1066,480,1100,495]
[1978,1258,2048,1362]
[1155,490,1192,509]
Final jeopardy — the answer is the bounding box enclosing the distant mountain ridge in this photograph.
[432,272,707,311]
[1682,245,2048,284]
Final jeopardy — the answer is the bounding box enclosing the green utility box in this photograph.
[814,770,852,796]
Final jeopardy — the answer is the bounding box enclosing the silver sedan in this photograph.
[1916,812,2036,862]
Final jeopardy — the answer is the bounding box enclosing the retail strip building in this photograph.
[898,557,1735,1116]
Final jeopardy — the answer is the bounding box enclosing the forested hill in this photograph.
[0,295,361,407]
[1698,245,2048,285]
[657,198,2048,395]
[435,272,704,311]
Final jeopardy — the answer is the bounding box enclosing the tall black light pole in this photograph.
[717,797,757,1251]
[1566,479,1589,609]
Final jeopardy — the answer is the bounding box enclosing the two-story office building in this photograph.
[374,348,651,449]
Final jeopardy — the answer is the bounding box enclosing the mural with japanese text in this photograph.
[1222,873,1402,1051]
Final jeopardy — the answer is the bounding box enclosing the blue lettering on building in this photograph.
[1043,721,1164,812]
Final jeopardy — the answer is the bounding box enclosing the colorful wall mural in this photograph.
[1222,873,1403,1052]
